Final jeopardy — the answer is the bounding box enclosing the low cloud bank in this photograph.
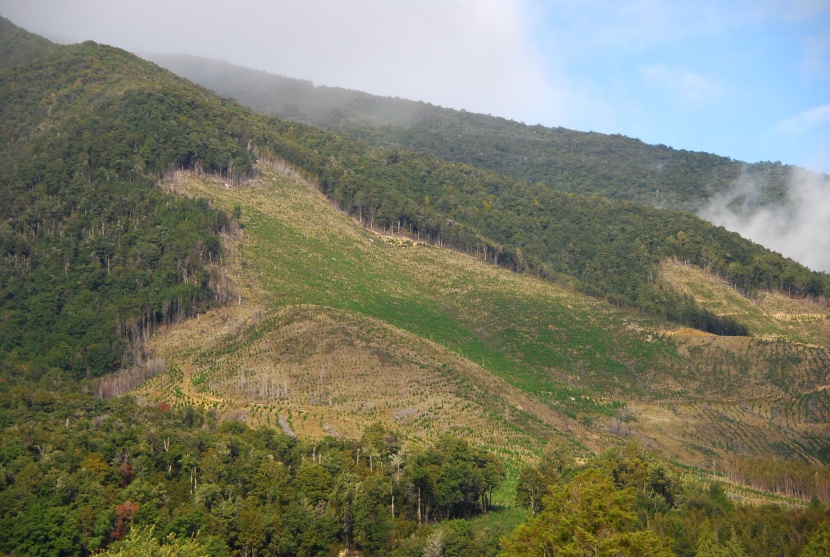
[699,168,830,273]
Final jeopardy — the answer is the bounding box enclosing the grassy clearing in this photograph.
[659,259,830,344]
[145,165,830,473]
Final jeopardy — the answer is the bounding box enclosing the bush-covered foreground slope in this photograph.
[149,53,798,213]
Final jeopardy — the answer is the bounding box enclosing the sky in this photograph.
[1,0,829,174]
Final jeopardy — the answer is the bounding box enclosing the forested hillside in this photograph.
[149,54,795,212]
[0,35,254,378]
[2,17,830,557]
[0,15,55,68]
[3,18,829,387]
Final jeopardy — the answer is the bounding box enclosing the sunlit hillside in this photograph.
[4,16,830,556]
[135,164,830,474]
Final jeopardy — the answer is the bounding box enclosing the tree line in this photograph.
[508,443,830,556]
[0,385,504,556]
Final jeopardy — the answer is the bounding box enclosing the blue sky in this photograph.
[2,0,829,174]
[525,0,830,174]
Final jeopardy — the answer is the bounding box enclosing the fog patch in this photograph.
[699,168,830,273]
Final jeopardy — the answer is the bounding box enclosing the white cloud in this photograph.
[0,0,564,125]
[640,64,725,103]
[3,0,827,174]
[699,168,830,272]
[778,104,830,135]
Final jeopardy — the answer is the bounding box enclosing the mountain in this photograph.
[2,16,830,557]
[0,30,254,378]
[0,15,56,68]
[147,53,797,213]
[2,15,829,462]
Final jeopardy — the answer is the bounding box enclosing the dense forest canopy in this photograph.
[0,39,257,378]
[0,386,508,556]
[1,386,828,556]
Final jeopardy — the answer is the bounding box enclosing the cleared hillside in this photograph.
[660,259,830,346]
[1,19,827,471]
[138,165,830,470]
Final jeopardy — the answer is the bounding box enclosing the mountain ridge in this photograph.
[147,52,802,213]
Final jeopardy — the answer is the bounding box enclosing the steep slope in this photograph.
[0,40,256,377]
[148,53,794,213]
[147,55,830,333]
[0,15,56,68]
[264,122,829,335]
[2,24,828,472]
[139,165,830,469]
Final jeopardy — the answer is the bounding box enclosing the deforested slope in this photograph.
[1,22,828,470]
[141,166,830,468]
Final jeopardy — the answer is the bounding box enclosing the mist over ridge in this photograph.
[700,168,830,273]
[144,53,829,276]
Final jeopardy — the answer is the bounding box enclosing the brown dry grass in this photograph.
[137,166,830,477]
[659,259,830,345]
[147,303,606,461]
